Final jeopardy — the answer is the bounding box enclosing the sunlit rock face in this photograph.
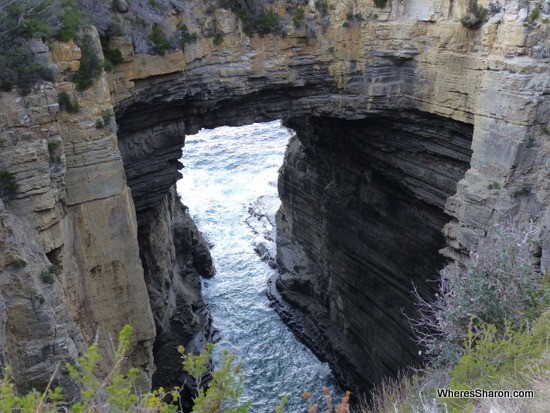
[0,0,548,398]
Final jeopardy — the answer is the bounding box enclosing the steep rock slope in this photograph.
[108,0,548,394]
[0,0,548,398]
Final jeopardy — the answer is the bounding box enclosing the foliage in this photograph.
[303,388,351,413]
[58,90,80,112]
[102,47,123,71]
[528,8,540,23]
[374,0,388,8]
[55,0,86,41]
[149,23,170,55]
[445,313,550,412]
[343,11,364,27]
[12,258,28,268]
[0,0,87,94]
[72,34,103,91]
[179,343,213,389]
[213,31,225,45]
[219,0,280,36]
[412,221,549,365]
[487,181,501,190]
[460,0,488,29]
[95,110,114,129]
[190,350,251,413]
[315,0,330,17]
[293,7,306,28]
[255,10,281,35]
[40,265,59,284]
[0,43,53,94]
[0,171,19,199]
[176,23,198,51]
[48,141,62,164]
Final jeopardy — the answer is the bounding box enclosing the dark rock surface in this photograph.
[133,185,216,391]
[273,113,473,393]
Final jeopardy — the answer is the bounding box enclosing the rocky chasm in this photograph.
[0,0,549,401]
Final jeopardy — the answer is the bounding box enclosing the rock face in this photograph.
[273,112,473,390]
[0,30,156,393]
[0,0,548,400]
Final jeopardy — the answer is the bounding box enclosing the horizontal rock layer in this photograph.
[274,112,472,391]
[0,0,548,401]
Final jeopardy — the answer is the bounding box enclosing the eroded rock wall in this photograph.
[0,30,156,392]
[273,112,473,391]
[0,0,548,400]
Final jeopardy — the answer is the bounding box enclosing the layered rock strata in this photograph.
[273,112,473,391]
[0,0,548,400]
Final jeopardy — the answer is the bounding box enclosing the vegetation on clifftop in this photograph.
[362,221,550,412]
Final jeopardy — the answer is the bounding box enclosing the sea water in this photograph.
[177,121,337,412]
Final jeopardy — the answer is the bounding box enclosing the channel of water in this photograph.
[177,121,337,412]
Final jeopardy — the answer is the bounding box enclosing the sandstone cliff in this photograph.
[0,0,548,400]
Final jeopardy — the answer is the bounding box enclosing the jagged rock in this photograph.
[0,0,548,401]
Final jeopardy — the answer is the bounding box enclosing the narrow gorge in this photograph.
[0,0,548,407]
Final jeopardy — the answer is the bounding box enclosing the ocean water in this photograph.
[177,121,337,412]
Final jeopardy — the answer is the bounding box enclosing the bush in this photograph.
[149,23,170,55]
[343,11,364,28]
[213,31,224,45]
[12,258,28,268]
[0,43,53,94]
[0,171,19,199]
[293,7,305,27]
[58,90,80,112]
[177,23,198,51]
[460,0,488,29]
[374,0,388,8]
[446,313,550,412]
[315,0,330,16]
[412,221,549,365]
[55,0,86,41]
[255,10,280,35]
[40,267,55,284]
[528,8,540,23]
[72,34,103,91]
[102,47,123,71]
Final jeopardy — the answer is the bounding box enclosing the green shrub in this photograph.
[55,0,86,41]
[40,268,55,284]
[149,23,170,55]
[343,11,364,28]
[255,10,281,35]
[460,0,488,29]
[374,0,388,8]
[58,91,80,113]
[529,8,540,22]
[487,181,501,190]
[213,32,225,45]
[12,258,27,268]
[177,24,198,51]
[293,7,306,27]
[445,313,550,411]
[0,44,53,94]
[315,0,330,16]
[413,221,550,365]
[102,48,123,71]
[72,34,103,91]
[0,171,19,199]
